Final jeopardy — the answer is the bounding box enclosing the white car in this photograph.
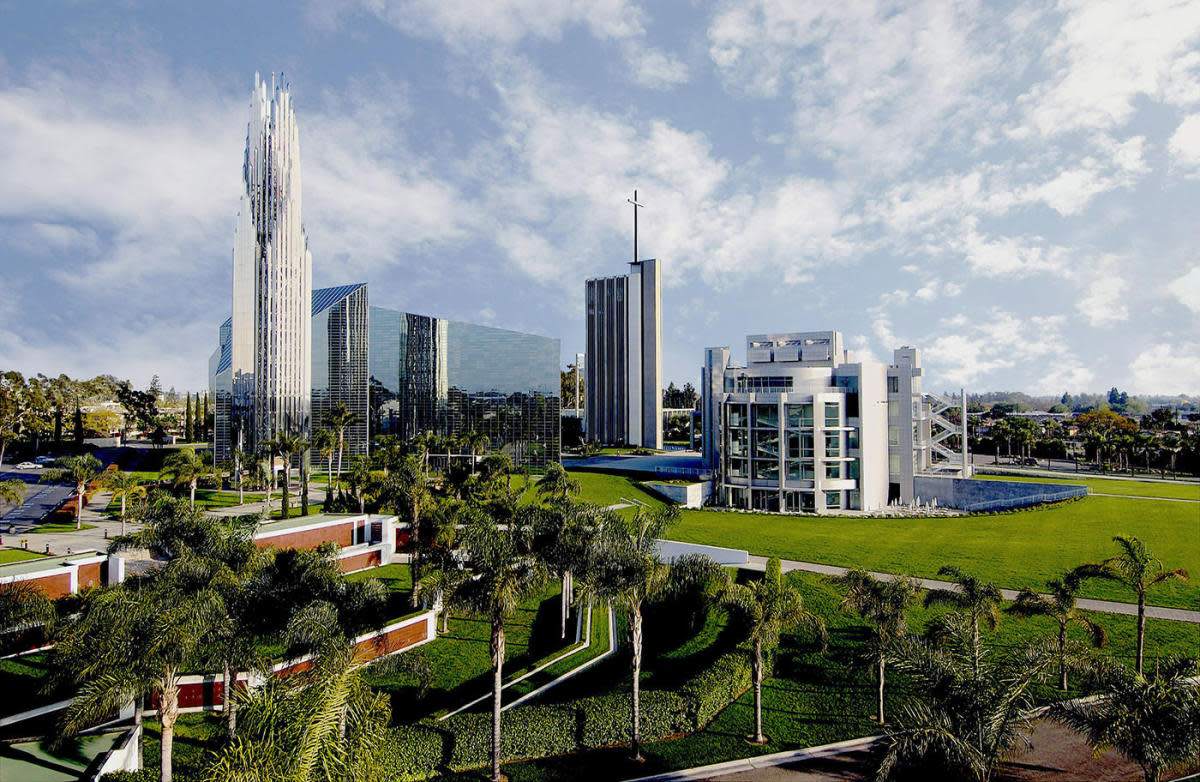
[15,461,41,470]
[34,456,56,465]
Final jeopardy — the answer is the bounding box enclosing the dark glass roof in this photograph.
[312,283,367,316]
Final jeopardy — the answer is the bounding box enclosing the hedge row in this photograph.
[382,648,755,779]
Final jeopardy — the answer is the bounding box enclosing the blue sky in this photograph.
[1,0,1199,397]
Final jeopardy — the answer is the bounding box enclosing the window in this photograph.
[786,403,813,427]
[785,459,815,480]
[786,431,813,458]
[825,433,841,457]
[888,400,900,419]
[847,429,860,449]
[825,462,842,479]
[888,376,900,393]
[729,459,748,478]
[753,460,779,480]
[889,453,901,474]
[754,430,779,459]
[848,460,860,479]
[753,403,779,428]
[824,401,840,427]
[888,426,900,446]
[729,428,748,457]
[736,376,795,393]
[825,491,842,509]
[728,404,748,428]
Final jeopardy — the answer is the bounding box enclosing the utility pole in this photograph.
[627,190,644,264]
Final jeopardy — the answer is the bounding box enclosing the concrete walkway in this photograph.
[1090,493,1199,503]
[744,555,1200,624]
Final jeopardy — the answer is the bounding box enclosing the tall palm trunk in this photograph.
[189,478,196,510]
[490,619,505,782]
[121,495,128,536]
[752,639,764,743]
[1135,591,1146,674]
[76,482,85,530]
[877,652,887,723]
[630,602,644,761]
[337,431,345,479]
[1058,622,1068,691]
[227,666,238,736]
[160,673,179,782]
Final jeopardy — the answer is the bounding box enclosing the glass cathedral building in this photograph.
[214,293,561,467]
[369,307,561,467]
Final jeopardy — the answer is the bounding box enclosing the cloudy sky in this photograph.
[2,0,1199,397]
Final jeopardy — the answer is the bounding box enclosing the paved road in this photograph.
[744,555,1200,624]
[0,469,73,528]
[674,721,1158,781]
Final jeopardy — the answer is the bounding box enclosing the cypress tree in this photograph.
[73,402,84,448]
[185,393,193,442]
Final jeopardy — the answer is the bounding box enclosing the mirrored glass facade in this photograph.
[370,306,561,467]
[312,284,370,460]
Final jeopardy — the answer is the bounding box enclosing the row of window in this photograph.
[727,458,858,481]
[726,402,842,429]
[728,488,847,512]
[728,430,847,459]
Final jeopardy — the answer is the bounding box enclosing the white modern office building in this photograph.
[585,259,662,449]
[216,73,313,462]
[701,331,967,514]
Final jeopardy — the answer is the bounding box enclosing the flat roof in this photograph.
[255,513,396,536]
[0,550,103,577]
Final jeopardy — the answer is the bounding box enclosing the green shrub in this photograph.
[381,723,445,780]
[679,649,761,729]
[442,702,576,770]
[576,690,690,748]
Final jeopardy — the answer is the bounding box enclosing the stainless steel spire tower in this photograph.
[227,72,312,459]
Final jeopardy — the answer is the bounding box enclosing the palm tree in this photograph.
[536,462,580,504]
[412,565,467,633]
[876,619,1055,782]
[162,448,215,510]
[455,511,547,782]
[53,580,221,782]
[1005,574,1107,690]
[828,568,917,724]
[312,427,336,482]
[923,565,1003,676]
[1051,657,1200,782]
[465,430,488,474]
[260,437,280,513]
[1073,536,1189,674]
[371,434,404,476]
[586,505,707,761]
[0,581,54,646]
[725,557,826,743]
[102,469,145,536]
[0,478,24,508]
[380,456,430,581]
[323,403,362,481]
[272,430,307,520]
[344,457,372,515]
[42,453,103,529]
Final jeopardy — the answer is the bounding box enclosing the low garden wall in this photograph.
[913,476,1087,512]
[0,550,122,598]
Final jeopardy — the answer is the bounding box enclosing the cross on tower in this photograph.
[627,190,645,264]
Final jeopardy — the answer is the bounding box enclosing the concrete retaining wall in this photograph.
[655,539,749,566]
[644,481,711,508]
[913,476,1087,512]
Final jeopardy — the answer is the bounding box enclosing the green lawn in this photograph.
[344,563,417,623]
[27,522,96,534]
[569,471,666,509]
[477,568,1199,782]
[978,473,1200,501]
[364,581,571,722]
[665,496,1199,610]
[0,548,43,564]
[0,652,70,716]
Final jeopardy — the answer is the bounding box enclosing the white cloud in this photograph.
[1168,114,1200,174]
[957,226,1071,278]
[1129,343,1200,394]
[1077,275,1128,326]
[1167,265,1200,313]
[625,45,690,89]
[1018,0,1200,137]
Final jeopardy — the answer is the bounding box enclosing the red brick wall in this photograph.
[254,521,355,551]
[154,679,223,710]
[353,619,428,665]
[337,549,381,573]
[25,572,72,599]
[76,562,102,590]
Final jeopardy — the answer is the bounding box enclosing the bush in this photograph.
[379,649,755,778]
[679,649,760,729]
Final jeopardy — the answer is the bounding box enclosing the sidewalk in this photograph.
[1,491,142,559]
[744,555,1200,624]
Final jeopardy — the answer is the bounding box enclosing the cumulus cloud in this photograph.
[1168,114,1200,174]
[1167,265,1200,313]
[1129,343,1200,394]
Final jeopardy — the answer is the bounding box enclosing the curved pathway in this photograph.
[744,555,1200,624]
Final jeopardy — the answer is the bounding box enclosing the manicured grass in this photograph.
[667,495,1199,610]
[978,473,1200,500]
[27,522,96,534]
[364,581,570,722]
[344,562,417,623]
[0,548,43,563]
[140,713,227,781]
[502,602,611,703]
[0,652,69,716]
[569,471,666,509]
[480,567,1199,782]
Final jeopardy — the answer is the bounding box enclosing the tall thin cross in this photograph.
[627,190,644,264]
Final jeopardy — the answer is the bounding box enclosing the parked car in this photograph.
[1019,457,1038,466]
[33,456,56,465]
[15,461,41,470]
